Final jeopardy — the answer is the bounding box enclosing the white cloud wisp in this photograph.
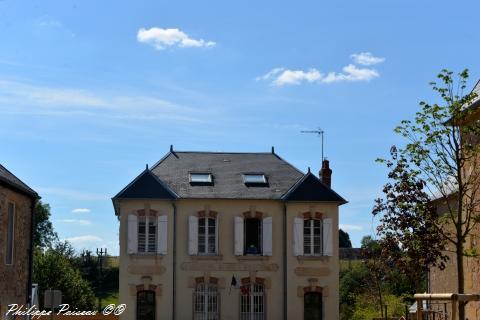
[137,27,216,50]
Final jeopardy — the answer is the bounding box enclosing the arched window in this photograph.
[240,282,265,320]
[137,290,155,320]
[304,219,322,255]
[193,283,219,319]
[304,292,322,320]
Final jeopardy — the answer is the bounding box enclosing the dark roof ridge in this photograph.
[0,163,38,198]
[281,171,347,204]
[112,168,178,200]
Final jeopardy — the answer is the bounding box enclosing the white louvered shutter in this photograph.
[127,214,138,254]
[262,217,273,256]
[157,215,168,255]
[188,215,198,255]
[323,218,333,256]
[234,216,244,256]
[293,217,304,256]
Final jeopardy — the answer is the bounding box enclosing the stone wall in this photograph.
[0,185,34,317]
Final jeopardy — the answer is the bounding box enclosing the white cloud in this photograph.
[273,69,322,86]
[72,208,91,213]
[322,64,379,83]
[339,224,364,231]
[59,219,92,226]
[137,27,216,50]
[350,52,385,66]
[64,235,103,243]
[260,64,379,86]
[258,52,384,87]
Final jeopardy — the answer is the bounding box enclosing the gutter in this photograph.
[171,202,177,320]
[283,202,287,320]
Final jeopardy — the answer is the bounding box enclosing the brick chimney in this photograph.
[319,159,332,188]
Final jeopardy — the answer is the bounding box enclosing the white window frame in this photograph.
[138,216,157,253]
[5,202,15,265]
[193,283,220,320]
[190,173,213,183]
[198,217,217,255]
[303,218,323,256]
[243,174,267,184]
[240,282,265,320]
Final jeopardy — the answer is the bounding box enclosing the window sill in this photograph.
[190,254,223,261]
[236,255,269,261]
[297,255,330,261]
[129,253,164,259]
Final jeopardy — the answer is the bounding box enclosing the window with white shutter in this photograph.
[138,216,157,253]
[127,214,138,254]
[262,217,272,256]
[293,217,304,256]
[189,215,199,255]
[323,218,333,256]
[198,217,217,255]
[234,216,244,256]
[303,219,323,256]
[157,215,168,255]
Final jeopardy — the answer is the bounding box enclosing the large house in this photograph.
[112,147,346,320]
[0,164,38,317]
[429,80,480,319]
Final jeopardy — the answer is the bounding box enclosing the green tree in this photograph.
[378,69,480,319]
[33,242,96,310]
[373,148,448,290]
[339,229,352,248]
[33,200,58,249]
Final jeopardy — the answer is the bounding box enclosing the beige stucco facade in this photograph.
[116,198,340,320]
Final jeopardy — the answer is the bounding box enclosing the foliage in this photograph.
[373,147,448,288]
[33,244,96,310]
[340,235,426,320]
[375,69,480,320]
[351,294,407,320]
[33,200,58,249]
[339,229,352,248]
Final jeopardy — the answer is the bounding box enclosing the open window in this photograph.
[234,216,272,256]
[244,218,262,255]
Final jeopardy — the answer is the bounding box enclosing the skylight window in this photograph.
[190,173,213,184]
[243,174,267,184]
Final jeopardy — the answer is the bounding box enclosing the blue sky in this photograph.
[1,0,479,255]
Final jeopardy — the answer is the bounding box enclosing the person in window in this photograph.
[245,244,258,254]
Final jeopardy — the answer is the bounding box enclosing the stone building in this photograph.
[112,147,346,320]
[428,80,480,319]
[0,164,38,316]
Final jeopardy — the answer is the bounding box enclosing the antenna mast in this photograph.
[301,128,325,161]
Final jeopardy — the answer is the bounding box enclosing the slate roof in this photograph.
[113,168,177,200]
[0,164,38,198]
[151,151,304,199]
[282,172,346,203]
[113,149,346,203]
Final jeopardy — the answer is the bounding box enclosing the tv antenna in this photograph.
[301,128,325,161]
